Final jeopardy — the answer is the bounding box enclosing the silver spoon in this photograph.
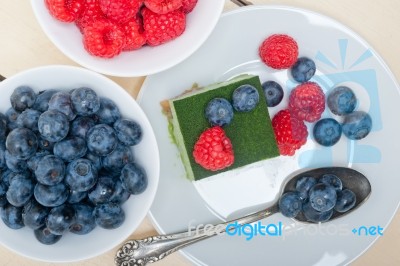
[115,167,371,266]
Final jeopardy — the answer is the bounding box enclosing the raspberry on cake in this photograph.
[193,126,234,171]
[162,74,280,180]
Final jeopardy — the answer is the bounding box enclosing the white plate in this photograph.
[138,6,400,266]
[30,0,224,77]
[0,65,159,262]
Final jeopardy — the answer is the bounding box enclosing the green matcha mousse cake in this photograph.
[164,74,279,181]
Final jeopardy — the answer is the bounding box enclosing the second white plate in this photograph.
[139,5,400,266]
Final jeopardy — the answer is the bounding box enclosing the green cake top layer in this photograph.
[169,74,279,181]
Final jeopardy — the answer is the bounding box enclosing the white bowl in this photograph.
[0,65,160,262]
[30,0,225,77]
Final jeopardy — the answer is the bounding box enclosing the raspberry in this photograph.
[259,34,298,69]
[272,109,308,156]
[181,0,197,13]
[75,0,105,33]
[83,20,125,58]
[289,82,325,122]
[144,0,182,14]
[142,7,186,46]
[99,0,143,24]
[45,0,84,22]
[121,17,146,51]
[193,126,234,171]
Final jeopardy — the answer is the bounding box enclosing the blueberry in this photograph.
[67,190,87,204]
[48,92,76,121]
[98,168,120,179]
[309,183,337,212]
[32,89,59,112]
[88,177,116,205]
[110,179,130,205]
[16,109,41,132]
[94,202,125,229]
[71,87,100,116]
[70,116,95,139]
[34,226,62,245]
[5,150,28,173]
[295,176,317,200]
[342,111,372,140]
[10,86,36,112]
[6,128,38,160]
[84,152,102,171]
[46,204,76,235]
[205,98,234,127]
[327,86,357,116]
[278,192,302,218]
[261,81,284,107]
[334,189,356,213]
[86,124,117,156]
[290,57,316,83]
[36,134,55,151]
[5,107,21,131]
[0,112,7,140]
[27,150,51,172]
[232,84,259,112]
[0,180,7,207]
[0,204,24,229]
[313,118,342,147]
[93,98,121,125]
[1,169,13,187]
[53,137,87,162]
[22,199,49,230]
[0,144,6,170]
[65,159,97,192]
[34,182,69,207]
[38,110,70,142]
[302,200,333,223]
[70,204,96,235]
[320,174,342,191]
[35,155,65,185]
[102,143,134,172]
[114,119,142,146]
[120,163,147,195]
[6,174,34,207]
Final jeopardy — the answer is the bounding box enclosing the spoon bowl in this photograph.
[284,167,371,223]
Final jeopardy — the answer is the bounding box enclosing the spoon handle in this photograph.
[115,204,279,266]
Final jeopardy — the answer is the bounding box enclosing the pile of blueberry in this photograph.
[205,84,260,126]
[0,86,146,245]
[314,86,372,146]
[279,174,356,222]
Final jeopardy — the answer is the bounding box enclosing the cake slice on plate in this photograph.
[162,74,279,181]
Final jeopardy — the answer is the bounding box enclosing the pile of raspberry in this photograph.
[259,34,326,156]
[45,0,198,58]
